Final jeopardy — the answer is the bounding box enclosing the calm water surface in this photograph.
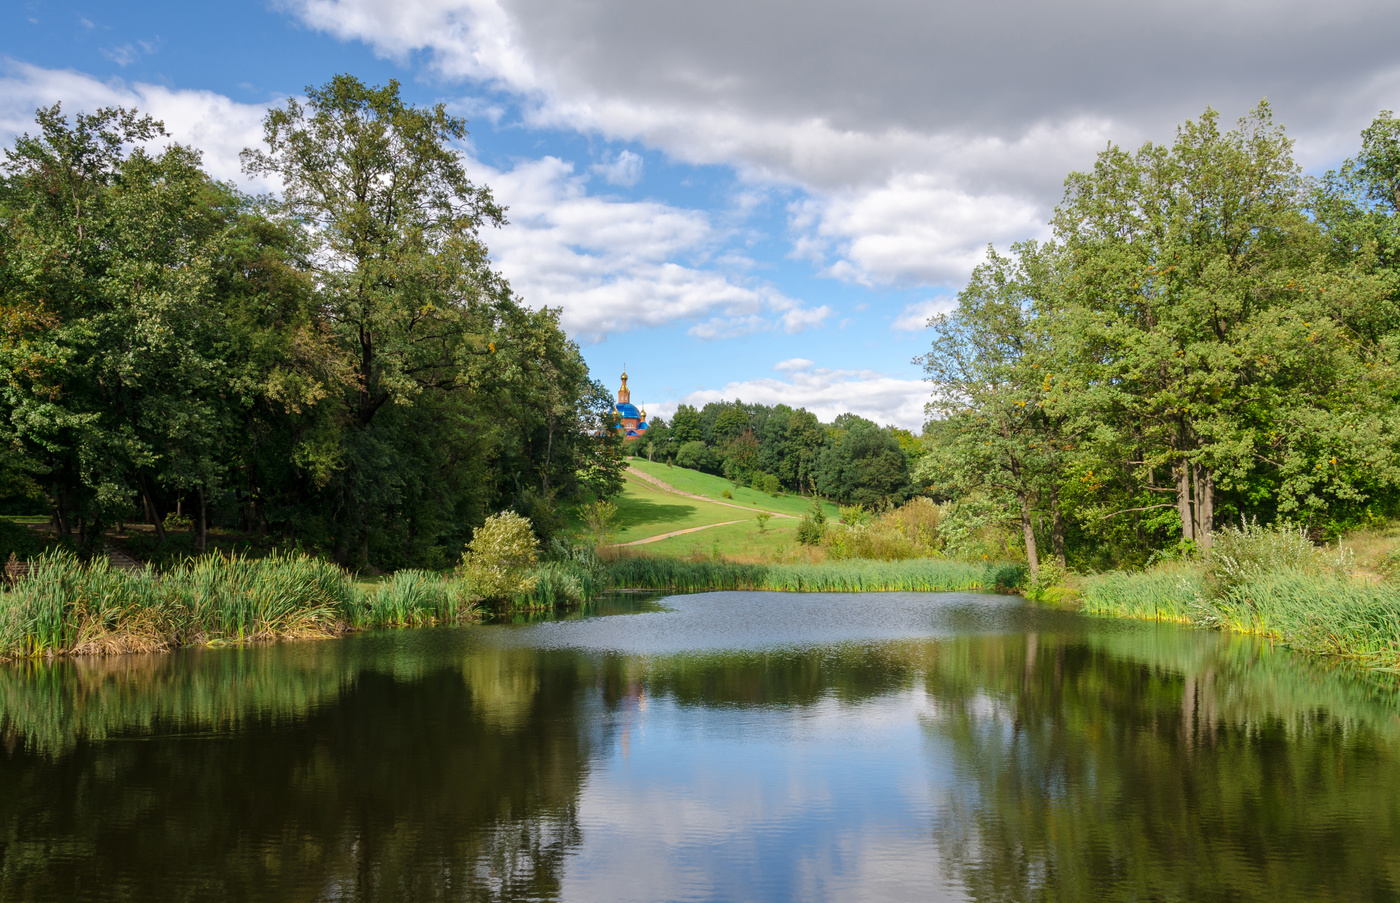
[3,591,1400,902]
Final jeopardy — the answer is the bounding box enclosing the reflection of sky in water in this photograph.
[497,590,1035,655]
[564,689,968,903]
[7,590,1400,902]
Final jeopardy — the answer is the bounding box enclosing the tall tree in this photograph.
[1051,103,1390,547]
[242,76,521,562]
[920,242,1066,572]
[0,105,236,547]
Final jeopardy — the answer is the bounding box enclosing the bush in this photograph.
[1206,519,1351,596]
[458,511,540,602]
[796,499,827,546]
[0,520,46,563]
[675,440,716,473]
[751,473,781,495]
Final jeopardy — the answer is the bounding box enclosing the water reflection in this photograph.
[1,592,1399,901]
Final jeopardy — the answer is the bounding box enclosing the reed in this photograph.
[1078,565,1205,623]
[0,551,486,661]
[1078,522,1400,672]
[598,556,1000,594]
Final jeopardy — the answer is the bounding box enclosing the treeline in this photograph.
[922,103,1400,573]
[0,76,624,569]
[630,402,920,507]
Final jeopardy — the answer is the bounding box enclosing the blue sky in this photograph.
[5,0,1398,427]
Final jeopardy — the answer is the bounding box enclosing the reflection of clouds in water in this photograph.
[560,689,969,903]
[495,591,1029,656]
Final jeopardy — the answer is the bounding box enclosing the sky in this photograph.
[3,0,1399,429]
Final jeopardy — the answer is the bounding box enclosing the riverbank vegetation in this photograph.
[1076,520,1400,671]
[920,103,1400,575]
[0,77,626,572]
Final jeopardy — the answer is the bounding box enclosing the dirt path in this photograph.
[620,520,744,546]
[625,467,798,518]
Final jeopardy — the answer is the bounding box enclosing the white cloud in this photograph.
[592,149,644,187]
[656,360,929,430]
[893,297,957,333]
[0,60,275,190]
[281,0,1400,293]
[478,155,830,340]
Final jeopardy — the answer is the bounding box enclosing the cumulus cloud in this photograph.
[282,0,1400,290]
[893,297,956,333]
[0,60,274,189]
[592,148,644,186]
[649,358,929,430]
[477,155,830,340]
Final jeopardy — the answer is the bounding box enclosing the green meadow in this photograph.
[625,458,840,520]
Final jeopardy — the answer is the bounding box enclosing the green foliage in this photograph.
[796,498,827,546]
[1205,519,1351,597]
[754,511,772,534]
[824,497,945,562]
[675,440,717,474]
[600,556,991,594]
[920,102,1400,570]
[0,85,620,569]
[0,521,47,564]
[580,499,619,552]
[458,511,540,603]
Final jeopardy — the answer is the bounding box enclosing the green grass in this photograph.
[1078,559,1400,673]
[635,516,804,558]
[605,477,751,544]
[626,458,840,519]
[0,551,489,660]
[601,556,1013,594]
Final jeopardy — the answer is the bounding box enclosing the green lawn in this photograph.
[606,476,749,544]
[633,515,806,559]
[625,458,839,520]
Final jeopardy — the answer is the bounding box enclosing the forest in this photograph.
[0,76,627,570]
[921,103,1400,574]
[629,403,919,509]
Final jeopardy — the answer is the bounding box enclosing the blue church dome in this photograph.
[616,402,641,419]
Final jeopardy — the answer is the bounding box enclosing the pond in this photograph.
[2,590,1400,902]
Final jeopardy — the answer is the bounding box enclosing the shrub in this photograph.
[458,511,540,602]
[751,473,781,495]
[0,520,46,563]
[796,499,827,546]
[1206,519,1351,596]
[675,440,715,473]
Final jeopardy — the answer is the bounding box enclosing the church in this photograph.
[613,370,649,439]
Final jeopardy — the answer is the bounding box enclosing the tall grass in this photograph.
[1079,521,1400,672]
[0,551,483,660]
[599,556,1012,594]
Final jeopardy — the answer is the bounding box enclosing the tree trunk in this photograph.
[137,474,168,544]
[1193,465,1214,552]
[1049,486,1067,567]
[1175,462,1194,544]
[48,485,70,537]
[1018,490,1040,577]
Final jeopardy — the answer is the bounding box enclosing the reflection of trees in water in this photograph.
[922,628,1400,902]
[6,620,1400,901]
[0,643,605,901]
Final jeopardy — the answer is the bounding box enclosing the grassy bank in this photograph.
[600,556,1023,594]
[0,551,482,660]
[1077,522,1400,673]
[1,545,1026,661]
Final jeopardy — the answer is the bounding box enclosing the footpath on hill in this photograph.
[624,467,799,519]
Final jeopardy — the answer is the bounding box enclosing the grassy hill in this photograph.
[608,475,745,545]
[565,461,841,558]
[625,458,840,520]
